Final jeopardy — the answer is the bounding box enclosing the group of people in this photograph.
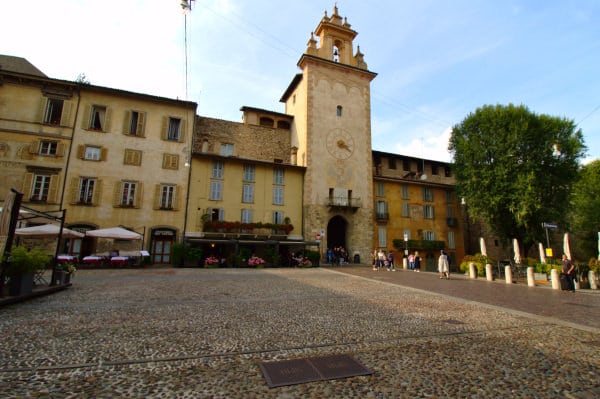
[372,248,395,271]
[326,246,349,265]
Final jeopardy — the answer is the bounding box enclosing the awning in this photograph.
[15,223,84,238]
[86,227,142,240]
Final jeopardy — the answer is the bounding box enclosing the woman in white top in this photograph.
[438,250,450,279]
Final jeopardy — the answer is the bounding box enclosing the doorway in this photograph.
[327,215,347,250]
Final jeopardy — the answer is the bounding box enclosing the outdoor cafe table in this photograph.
[110,256,129,266]
[57,255,77,263]
[82,256,104,265]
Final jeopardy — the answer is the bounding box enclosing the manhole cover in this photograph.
[259,354,372,388]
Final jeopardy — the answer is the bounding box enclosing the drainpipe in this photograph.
[58,85,81,209]
[182,108,195,245]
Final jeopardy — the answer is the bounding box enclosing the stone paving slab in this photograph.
[0,268,599,398]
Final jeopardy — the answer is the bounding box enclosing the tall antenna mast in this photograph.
[180,0,194,100]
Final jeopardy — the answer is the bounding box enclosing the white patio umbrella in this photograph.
[86,227,142,240]
[479,237,487,257]
[563,232,572,260]
[513,238,521,264]
[16,223,84,238]
[538,242,546,264]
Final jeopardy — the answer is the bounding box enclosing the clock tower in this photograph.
[281,5,377,260]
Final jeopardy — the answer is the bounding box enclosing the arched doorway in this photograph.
[327,216,347,250]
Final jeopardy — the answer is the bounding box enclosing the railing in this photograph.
[327,197,362,209]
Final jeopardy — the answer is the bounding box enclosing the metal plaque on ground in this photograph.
[259,354,372,388]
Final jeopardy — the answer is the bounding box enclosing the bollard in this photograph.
[485,264,493,281]
[589,270,598,290]
[469,262,477,279]
[403,258,407,270]
[526,266,535,287]
[551,268,560,290]
[505,265,512,284]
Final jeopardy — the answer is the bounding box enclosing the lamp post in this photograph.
[461,197,471,255]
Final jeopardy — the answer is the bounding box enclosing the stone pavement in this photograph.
[0,266,599,398]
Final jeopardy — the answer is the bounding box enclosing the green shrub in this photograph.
[7,246,50,275]
[459,254,490,277]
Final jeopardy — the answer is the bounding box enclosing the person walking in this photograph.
[438,250,450,279]
[413,251,421,272]
[408,252,415,271]
[562,253,576,292]
[387,250,395,271]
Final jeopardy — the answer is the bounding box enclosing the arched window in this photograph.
[336,105,343,117]
[277,120,290,129]
[259,117,274,127]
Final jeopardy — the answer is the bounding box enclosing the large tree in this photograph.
[449,104,586,255]
[569,160,600,261]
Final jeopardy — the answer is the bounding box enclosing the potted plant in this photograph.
[57,263,77,284]
[204,256,220,268]
[185,246,203,267]
[6,246,50,296]
[248,256,265,268]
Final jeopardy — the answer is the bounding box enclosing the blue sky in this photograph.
[2,0,599,163]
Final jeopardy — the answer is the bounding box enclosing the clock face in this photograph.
[326,129,355,159]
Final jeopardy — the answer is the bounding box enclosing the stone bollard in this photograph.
[589,271,598,290]
[469,262,477,279]
[403,258,407,270]
[551,268,560,290]
[485,264,493,281]
[527,267,535,287]
[505,265,512,284]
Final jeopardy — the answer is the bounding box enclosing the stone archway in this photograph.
[327,215,347,250]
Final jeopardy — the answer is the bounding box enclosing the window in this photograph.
[376,201,388,219]
[273,168,284,185]
[208,208,224,221]
[336,105,343,117]
[273,211,284,224]
[124,149,142,166]
[210,181,223,200]
[378,227,387,248]
[39,140,58,156]
[243,164,255,182]
[127,111,145,136]
[388,158,396,170]
[44,98,64,125]
[31,174,51,201]
[273,186,284,205]
[432,164,439,175]
[162,154,179,170]
[120,181,137,207]
[376,182,385,197]
[402,159,410,171]
[403,229,411,241]
[85,146,101,161]
[424,204,435,219]
[444,166,452,177]
[167,117,181,141]
[78,178,96,204]
[160,185,175,209]
[423,231,436,241]
[89,105,107,131]
[446,205,455,218]
[241,209,253,224]
[446,190,456,203]
[220,143,234,156]
[211,161,224,179]
[242,184,254,203]
[423,187,434,202]
[448,231,456,249]
[401,184,409,199]
[402,202,410,218]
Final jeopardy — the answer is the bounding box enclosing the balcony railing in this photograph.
[327,196,361,210]
[375,212,389,221]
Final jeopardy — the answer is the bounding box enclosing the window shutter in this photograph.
[113,182,122,207]
[137,112,146,137]
[29,140,40,154]
[100,147,108,161]
[123,111,131,135]
[134,182,143,208]
[161,116,168,140]
[68,177,79,204]
[179,119,187,142]
[92,179,102,206]
[47,174,59,204]
[173,185,181,211]
[22,173,34,198]
[104,107,112,132]
[81,105,91,130]
[56,142,66,157]
[153,184,161,210]
[77,145,85,159]
[38,97,48,123]
[60,100,72,126]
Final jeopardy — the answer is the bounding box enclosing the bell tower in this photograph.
[281,5,377,260]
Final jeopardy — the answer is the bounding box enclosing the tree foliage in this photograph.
[449,104,585,253]
[569,160,600,260]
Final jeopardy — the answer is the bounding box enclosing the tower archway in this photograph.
[327,215,347,250]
